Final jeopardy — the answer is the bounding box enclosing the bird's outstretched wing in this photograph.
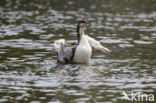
[54,39,75,63]
[86,35,110,53]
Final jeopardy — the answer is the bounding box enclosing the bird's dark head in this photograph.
[77,20,88,28]
[76,19,88,44]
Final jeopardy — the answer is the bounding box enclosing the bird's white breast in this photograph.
[73,35,92,63]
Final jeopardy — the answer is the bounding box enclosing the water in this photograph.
[0,0,156,103]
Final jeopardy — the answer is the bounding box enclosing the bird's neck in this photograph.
[79,27,85,36]
[77,26,85,44]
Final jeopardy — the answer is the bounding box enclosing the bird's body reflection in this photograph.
[53,63,97,89]
[54,63,95,80]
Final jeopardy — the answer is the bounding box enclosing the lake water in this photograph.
[0,0,156,103]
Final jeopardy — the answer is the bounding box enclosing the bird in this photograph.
[53,20,110,64]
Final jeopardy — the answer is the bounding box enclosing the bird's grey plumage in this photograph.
[57,45,76,63]
[54,39,76,63]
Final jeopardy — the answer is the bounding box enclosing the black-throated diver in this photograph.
[54,20,110,63]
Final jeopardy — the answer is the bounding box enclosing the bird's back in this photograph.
[60,47,76,63]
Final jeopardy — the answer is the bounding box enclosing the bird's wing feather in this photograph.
[53,39,66,62]
[54,39,75,63]
[86,35,110,53]
[62,47,76,62]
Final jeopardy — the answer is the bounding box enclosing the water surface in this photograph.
[0,0,156,103]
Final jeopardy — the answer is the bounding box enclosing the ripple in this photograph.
[100,38,129,44]
[0,0,156,103]
[0,38,53,50]
[134,40,153,44]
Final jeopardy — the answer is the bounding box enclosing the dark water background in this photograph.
[0,0,156,103]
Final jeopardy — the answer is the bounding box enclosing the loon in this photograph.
[54,20,110,64]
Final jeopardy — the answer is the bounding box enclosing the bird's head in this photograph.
[77,19,89,43]
[77,19,88,28]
